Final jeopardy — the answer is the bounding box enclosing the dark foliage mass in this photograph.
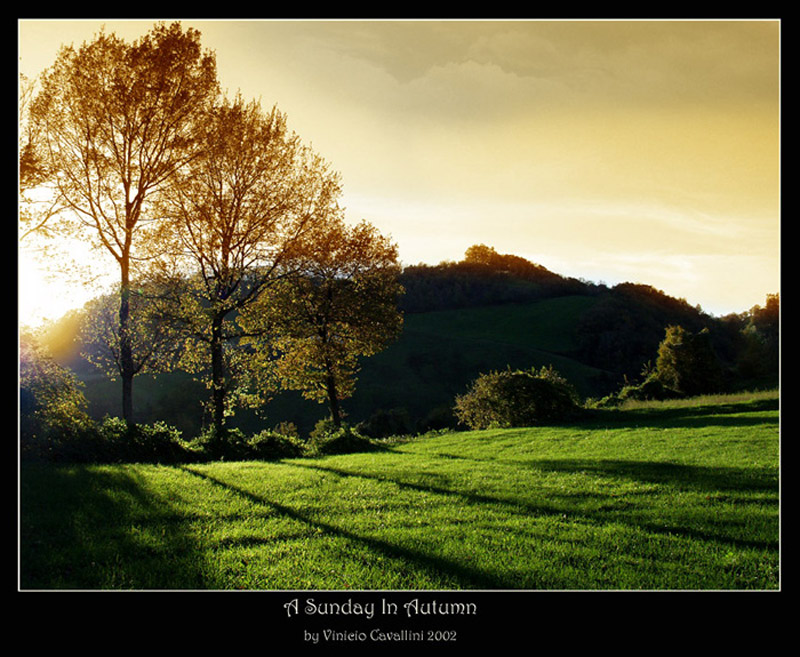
[399,245,590,314]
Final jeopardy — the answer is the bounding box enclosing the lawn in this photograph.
[19,394,779,591]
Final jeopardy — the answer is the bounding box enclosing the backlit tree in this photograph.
[155,94,343,438]
[28,22,219,423]
[249,219,403,427]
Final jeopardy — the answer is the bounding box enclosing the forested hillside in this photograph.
[31,245,779,438]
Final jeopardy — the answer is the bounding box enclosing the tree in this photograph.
[653,325,724,396]
[155,94,343,437]
[28,22,219,423]
[737,293,779,381]
[464,243,500,267]
[79,280,185,383]
[250,219,403,427]
[19,72,62,241]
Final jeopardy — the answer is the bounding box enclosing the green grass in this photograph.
[19,393,779,590]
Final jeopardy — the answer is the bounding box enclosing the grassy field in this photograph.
[19,393,779,591]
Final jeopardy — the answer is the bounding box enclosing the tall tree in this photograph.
[28,22,219,423]
[156,94,343,438]
[251,219,403,427]
[654,325,724,396]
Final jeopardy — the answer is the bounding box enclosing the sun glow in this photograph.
[18,233,116,329]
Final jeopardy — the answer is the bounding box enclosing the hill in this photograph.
[31,246,779,438]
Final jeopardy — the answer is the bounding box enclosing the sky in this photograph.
[18,19,780,325]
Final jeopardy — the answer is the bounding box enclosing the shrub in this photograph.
[247,430,306,460]
[416,404,458,433]
[90,418,192,463]
[273,421,300,439]
[618,375,669,402]
[190,426,250,461]
[128,421,194,463]
[20,334,95,460]
[454,366,580,430]
[308,422,379,456]
[33,417,192,464]
[653,325,724,396]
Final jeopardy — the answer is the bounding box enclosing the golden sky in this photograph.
[18,19,780,322]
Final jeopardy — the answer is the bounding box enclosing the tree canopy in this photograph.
[247,219,403,427]
[152,93,344,435]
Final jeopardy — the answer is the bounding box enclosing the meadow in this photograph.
[19,391,779,591]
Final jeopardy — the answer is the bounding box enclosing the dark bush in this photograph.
[454,366,580,430]
[128,421,195,463]
[308,422,379,456]
[654,325,725,396]
[190,426,250,461]
[91,418,193,463]
[416,404,459,433]
[20,334,95,461]
[247,430,306,460]
[618,375,669,402]
[30,417,193,464]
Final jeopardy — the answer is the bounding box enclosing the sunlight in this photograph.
[18,234,116,329]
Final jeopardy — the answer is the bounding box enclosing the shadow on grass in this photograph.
[178,465,512,589]
[525,459,777,493]
[292,455,778,555]
[20,464,213,590]
[584,397,779,430]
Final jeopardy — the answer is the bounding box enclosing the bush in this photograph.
[618,375,669,402]
[31,417,193,464]
[190,426,250,461]
[128,421,194,463]
[308,421,379,456]
[454,366,580,430]
[416,404,458,433]
[91,418,192,463]
[20,334,95,460]
[654,325,724,396]
[247,430,306,460]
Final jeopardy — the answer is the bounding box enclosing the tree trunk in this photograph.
[325,368,341,428]
[119,265,135,425]
[211,313,227,436]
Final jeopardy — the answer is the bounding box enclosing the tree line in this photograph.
[20,22,403,444]
[399,245,779,396]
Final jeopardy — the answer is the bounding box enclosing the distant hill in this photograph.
[32,245,778,438]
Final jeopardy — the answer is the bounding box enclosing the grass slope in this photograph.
[20,394,779,590]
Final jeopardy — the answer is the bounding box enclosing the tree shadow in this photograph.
[587,397,779,430]
[291,456,778,555]
[178,465,511,589]
[523,459,777,494]
[20,464,213,589]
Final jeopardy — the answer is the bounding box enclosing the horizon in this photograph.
[18,19,780,325]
